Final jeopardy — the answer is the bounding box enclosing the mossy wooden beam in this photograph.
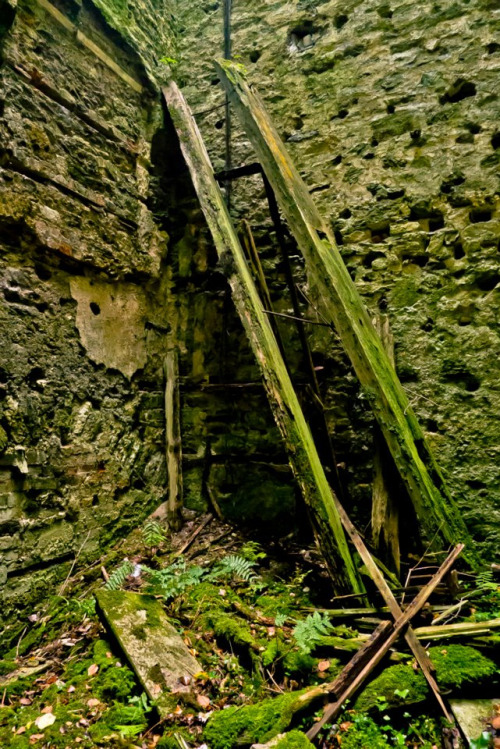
[162,81,362,595]
[95,590,202,717]
[215,60,477,567]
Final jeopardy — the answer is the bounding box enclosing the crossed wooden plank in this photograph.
[306,544,463,739]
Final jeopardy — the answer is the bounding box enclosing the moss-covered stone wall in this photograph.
[0,0,176,624]
[175,0,500,560]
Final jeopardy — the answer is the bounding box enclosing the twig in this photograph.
[58,530,91,595]
[206,484,223,520]
[266,669,285,693]
[174,732,192,749]
[187,529,232,559]
[101,566,110,583]
[262,309,329,326]
[1,688,6,707]
[173,514,213,558]
[431,599,468,625]
[400,532,446,606]
[16,627,27,659]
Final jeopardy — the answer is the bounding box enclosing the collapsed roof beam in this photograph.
[215,59,478,568]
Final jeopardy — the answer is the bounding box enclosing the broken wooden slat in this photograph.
[215,60,477,568]
[413,617,500,641]
[164,346,183,530]
[162,81,363,595]
[95,590,202,716]
[306,545,463,740]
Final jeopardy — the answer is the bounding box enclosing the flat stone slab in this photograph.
[450,698,499,743]
[95,590,201,715]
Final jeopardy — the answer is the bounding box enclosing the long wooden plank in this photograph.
[95,591,202,717]
[162,82,362,595]
[307,545,463,740]
[413,617,500,640]
[215,60,477,568]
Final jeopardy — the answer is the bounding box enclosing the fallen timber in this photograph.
[215,59,478,569]
[162,81,362,595]
[163,80,457,730]
[306,545,463,739]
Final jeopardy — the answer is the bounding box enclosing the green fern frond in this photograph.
[104,560,135,591]
[144,559,205,600]
[476,569,497,591]
[211,554,259,583]
[275,612,288,627]
[142,518,166,549]
[292,611,334,654]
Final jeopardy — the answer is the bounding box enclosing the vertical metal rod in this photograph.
[262,173,345,495]
[223,0,232,207]
[220,0,233,381]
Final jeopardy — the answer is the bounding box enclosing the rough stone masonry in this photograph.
[1,0,500,627]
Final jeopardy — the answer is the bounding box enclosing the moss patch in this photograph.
[274,729,315,748]
[203,690,313,749]
[355,644,497,712]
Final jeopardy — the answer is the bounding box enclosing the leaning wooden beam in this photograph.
[306,545,463,740]
[215,60,478,568]
[162,82,362,595]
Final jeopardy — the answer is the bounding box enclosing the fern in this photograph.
[292,612,334,654]
[275,612,288,627]
[476,569,497,592]
[142,518,166,549]
[105,559,135,591]
[210,554,259,583]
[144,559,205,600]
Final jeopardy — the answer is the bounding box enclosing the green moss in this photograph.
[202,610,258,654]
[274,729,315,748]
[203,690,312,749]
[185,581,234,610]
[0,658,17,676]
[354,663,428,711]
[0,425,7,453]
[355,644,497,712]
[95,662,136,701]
[283,649,317,676]
[430,644,497,689]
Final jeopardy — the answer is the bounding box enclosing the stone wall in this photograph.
[2,0,499,630]
[175,0,500,560]
[0,0,175,626]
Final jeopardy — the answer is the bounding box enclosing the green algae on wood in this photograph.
[95,590,201,716]
[162,81,363,595]
[215,59,478,569]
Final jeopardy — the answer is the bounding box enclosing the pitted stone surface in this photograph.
[175,0,500,559]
